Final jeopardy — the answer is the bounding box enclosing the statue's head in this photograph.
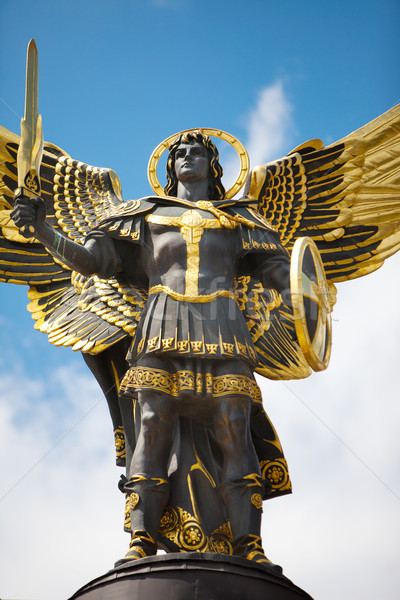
[164,132,225,200]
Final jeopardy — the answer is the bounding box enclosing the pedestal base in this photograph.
[69,553,313,599]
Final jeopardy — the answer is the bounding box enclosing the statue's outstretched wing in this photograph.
[27,273,147,354]
[0,125,142,354]
[245,104,400,282]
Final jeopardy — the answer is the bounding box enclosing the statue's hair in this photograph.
[164,132,225,200]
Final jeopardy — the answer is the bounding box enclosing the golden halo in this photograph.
[147,128,250,200]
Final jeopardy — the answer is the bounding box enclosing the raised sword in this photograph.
[16,39,43,236]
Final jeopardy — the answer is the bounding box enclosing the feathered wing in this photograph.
[234,276,312,380]
[245,104,400,282]
[0,125,144,355]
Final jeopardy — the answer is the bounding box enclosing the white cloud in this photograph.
[246,80,294,166]
[222,81,294,194]
[0,361,127,600]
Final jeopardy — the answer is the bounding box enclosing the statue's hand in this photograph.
[11,190,46,238]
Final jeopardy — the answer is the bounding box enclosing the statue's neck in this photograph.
[176,180,209,202]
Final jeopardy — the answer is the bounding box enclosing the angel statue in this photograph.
[1,41,400,568]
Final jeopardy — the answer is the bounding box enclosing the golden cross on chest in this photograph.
[146,209,224,240]
[146,209,237,298]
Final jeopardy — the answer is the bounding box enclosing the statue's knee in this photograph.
[221,405,249,436]
[140,407,175,446]
[140,410,162,441]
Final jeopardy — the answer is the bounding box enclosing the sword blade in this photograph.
[17,39,43,192]
[25,39,39,141]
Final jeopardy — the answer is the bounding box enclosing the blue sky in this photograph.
[0,1,399,599]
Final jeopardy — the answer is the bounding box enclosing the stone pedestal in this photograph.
[69,552,313,599]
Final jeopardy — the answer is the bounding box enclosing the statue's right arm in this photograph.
[11,194,103,277]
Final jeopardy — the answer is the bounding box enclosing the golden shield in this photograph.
[290,237,332,371]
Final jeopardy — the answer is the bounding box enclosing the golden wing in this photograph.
[0,125,141,354]
[26,273,147,355]
[234,275,311,380]
[0,126,71,284]
[1,124,122,241]
[245,104,400,282]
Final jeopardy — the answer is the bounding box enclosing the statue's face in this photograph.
[174,142,209,184]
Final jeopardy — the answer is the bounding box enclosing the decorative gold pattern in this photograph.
[124,493,140,529]
[103,199,141,219]
[210,522,234,555]
[243,473,263,488]
[148,128,250,199]
[261,459,291,492]
[251,493,263,510]
[148,284,235,303]
[135,330,256,361]
[125,545,147,559]
[130,474,169,486]
[242,238,281,252]
[244,535,270,564]
[159,505,233,555]
[114,426,126,462]
[147,210,230,297]
[120,366,262,402]
[128,493,139,511]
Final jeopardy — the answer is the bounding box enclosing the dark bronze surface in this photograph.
[69,553,314,600]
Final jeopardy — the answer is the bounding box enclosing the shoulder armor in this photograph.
[101,197,157,221]
[228,205,277,232]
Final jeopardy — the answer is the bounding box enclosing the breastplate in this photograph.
[146,208,237,302]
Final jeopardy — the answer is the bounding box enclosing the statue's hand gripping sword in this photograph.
[16,39,44,237]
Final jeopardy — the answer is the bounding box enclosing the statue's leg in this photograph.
[122,390,177,560]
[212,395,270,564]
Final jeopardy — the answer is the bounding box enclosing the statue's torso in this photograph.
[142,205,239,302]
[96,198,288,365]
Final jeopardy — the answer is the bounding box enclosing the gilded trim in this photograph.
[260,459,291,493]
[121,367,262,402]
[251,493,263,509]
[147,210,224,297]
[148,284,235,303]
[159,505,233,555]
[147,127,249,200]
[114,426,126,462]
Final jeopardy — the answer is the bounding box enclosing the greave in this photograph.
[123,473,170,559]
[219,473,269,563]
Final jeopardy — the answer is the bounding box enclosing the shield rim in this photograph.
[290,237,332,371]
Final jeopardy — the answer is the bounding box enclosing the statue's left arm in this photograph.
[238,224,291,296]
[252,254,290,296]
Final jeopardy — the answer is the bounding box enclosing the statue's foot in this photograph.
[114,546,152,567]
[245,551,283,573]
[124,545,149,560]
[114,530,157,567]
[246,549,272,563]
[235,536,283,573]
